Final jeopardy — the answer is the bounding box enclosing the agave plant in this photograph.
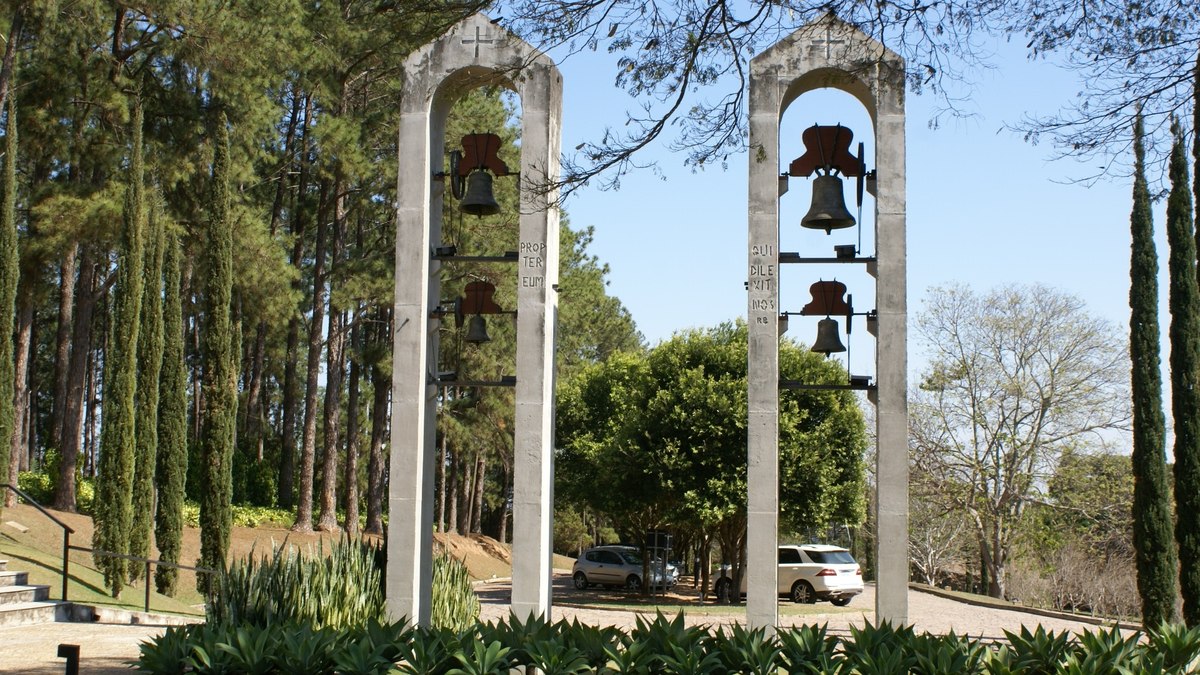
[631,611,712,672]
[840,621,918,675]
[395,626,458,675]
[710,623,784,674]
[603,634,656,674]
[559,618,624,670]
[908,631,989,675]
[270,623,340,674]
[1144,622,1200,673]
[1001,625,1076,675]
[134,624,199,674]
[446,639,512,675]
[777,623,844,674]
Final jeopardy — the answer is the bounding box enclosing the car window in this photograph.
[806,550,856,564]
[597,551,623,565]
[779,548,803,564]
[585,551,601,562]
[620,553,643,565]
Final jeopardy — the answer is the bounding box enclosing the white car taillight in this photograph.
[816,568,837,577]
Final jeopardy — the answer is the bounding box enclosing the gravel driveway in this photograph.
[477,573,1117,641]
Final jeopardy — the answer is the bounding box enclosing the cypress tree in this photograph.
[1129,112,1178,627]
[154,231,187,596]
[1168,116,1200,626]
[0,97,18,512]
[128,191,165,580]
[92,101,147,596]
[197,113,237,591]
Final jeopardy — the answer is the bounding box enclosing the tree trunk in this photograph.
[277,94,309,509]
[5,291,30,502]
[278,316,300,508]
[436,430,447,533]
[470,454,485,535]
[0,6,24,116]
[447,447,459,535]
[243,322,266,462]
[52,245,78,453]
[363,311,389,536]
[53,247,99,510]
[343,316,361,537]
[83,336,99,478]
[316,305,344,532]
[316,170,347,533]
[457,450,473,535]
[496,465,510,544]
[292,178,330,533]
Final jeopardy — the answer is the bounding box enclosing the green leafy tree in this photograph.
[1167,118,1200,626]
[129,191,165,580]
[1129,112,1177,627]
[154,230,188,596]
[910,283,1129,600]
[0,96,17,511]
[93,100,147,595]
[557,322,866,591]
[197,113,237,590]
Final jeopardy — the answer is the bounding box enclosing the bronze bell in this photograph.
[801,174,856,234]
[464,314,491,344]
[460,170,500,216]
[811,317,846,355]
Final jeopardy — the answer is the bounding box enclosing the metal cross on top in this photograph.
[462,25,494,58]
[811,23,845,59]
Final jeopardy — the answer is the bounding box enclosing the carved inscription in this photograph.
[749,242,778,325]
[520,240,546,289]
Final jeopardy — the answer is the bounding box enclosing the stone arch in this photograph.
[745,13,907,628]
[390,13,561,626]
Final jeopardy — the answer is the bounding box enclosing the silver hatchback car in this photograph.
[572,545,677,591]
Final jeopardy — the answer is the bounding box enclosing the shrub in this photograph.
[431,550,481,632]
[138,617,1200,675]
[207,537,385,629]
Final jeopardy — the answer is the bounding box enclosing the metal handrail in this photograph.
[80,546,216,613]
[1,482,74,601]
[1,483,215,613]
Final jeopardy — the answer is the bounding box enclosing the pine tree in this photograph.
[0,97,18,512]
[197,113,237,592]
[154,230,187,596]
[93,100,147,596]
[1130,112,1177,628]
[1168,117,1200,626]
[128,190,165,580]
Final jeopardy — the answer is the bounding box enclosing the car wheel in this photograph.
[831,597,852,607]
[790,580,816,604]
[625,575,642,591]
[573,572,589,590]
[715,578,732,604]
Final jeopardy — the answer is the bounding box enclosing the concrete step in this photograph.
[0,600,68,627]
[0,583,49,605]
[0,569,28,586]
[0,558,7,571]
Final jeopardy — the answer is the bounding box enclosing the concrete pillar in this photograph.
[511,60,562,622]
[746,65,782,631]
[388,13,562,626]
[747,14,908,627]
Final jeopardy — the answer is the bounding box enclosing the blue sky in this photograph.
[545,35,1162,383]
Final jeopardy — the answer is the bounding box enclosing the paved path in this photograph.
[0,621,167,674]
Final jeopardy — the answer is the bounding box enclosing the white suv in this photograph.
[713,544,863,605]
